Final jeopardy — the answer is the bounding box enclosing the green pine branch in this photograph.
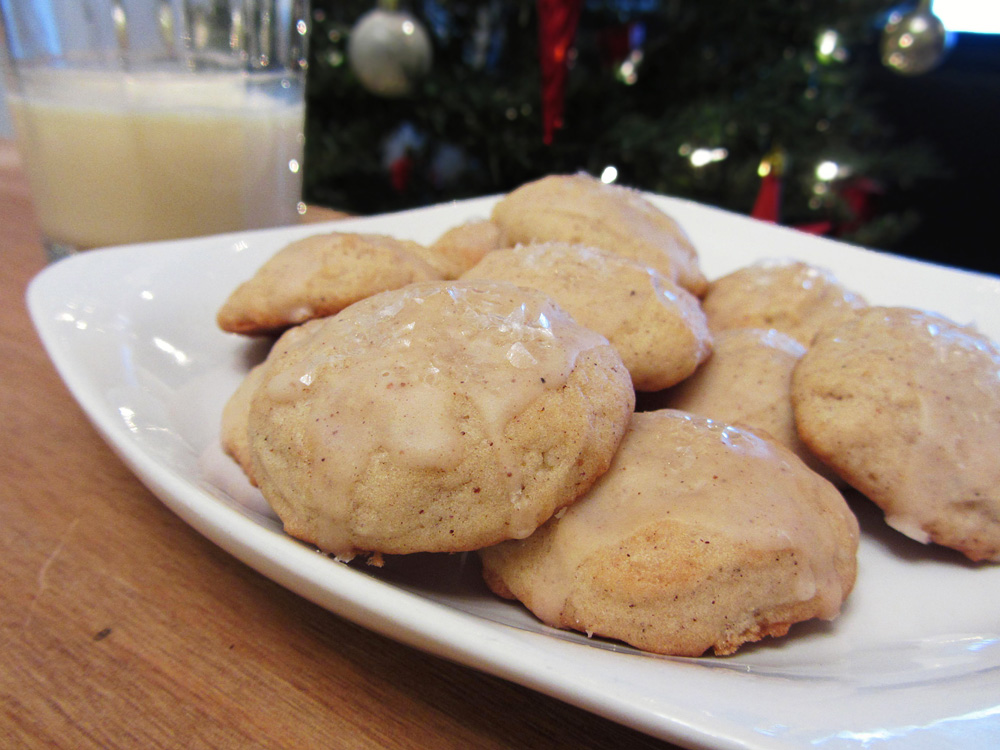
[303,0,943,248]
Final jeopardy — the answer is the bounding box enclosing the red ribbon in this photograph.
[537,0,582,144]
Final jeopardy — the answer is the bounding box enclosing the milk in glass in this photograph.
[9,69,304,250]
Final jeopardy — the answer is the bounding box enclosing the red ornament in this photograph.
[751,171,783,223]
[537,0,582,144]
[751,149,785,223]
[837,176,882,234]
[753,148,832,235]
[389,149,415,194]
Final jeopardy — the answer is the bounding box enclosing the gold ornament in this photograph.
[880,0,954,76]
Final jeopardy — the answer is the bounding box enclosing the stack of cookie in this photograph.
[216,172,1000,657]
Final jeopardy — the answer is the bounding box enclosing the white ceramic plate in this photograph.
[27,195,1000,749]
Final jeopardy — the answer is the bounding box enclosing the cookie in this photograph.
[426,219,507,278]
[247,280,635,560]
[479,409,859,656]
[220,326,317,486]
[647,327,836,481]
[490,173,708,296]
[461,242,711,391]
[220,361,266,486]
[216,231,442,335]
[701,259,867,346]
[792,306,1000,562]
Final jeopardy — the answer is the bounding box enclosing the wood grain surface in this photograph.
[0,139,683,750]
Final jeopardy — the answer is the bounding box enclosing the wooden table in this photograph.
[0,139,680,749]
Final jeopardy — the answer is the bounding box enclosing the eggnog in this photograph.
[8,69,305,253]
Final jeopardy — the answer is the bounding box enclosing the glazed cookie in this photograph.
[792,306,1000,562]
[648,327,835,481]
[490,173,708,296]
[479,409,859,657]
[217,232,442,335]
[426,219,507,278]
[220,361,267,486]
[247,280,635,560]
[220,323,317,485]
[701,259,867,346]
[461,242,712,391]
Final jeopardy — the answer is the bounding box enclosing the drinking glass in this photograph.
[0,0,309,261]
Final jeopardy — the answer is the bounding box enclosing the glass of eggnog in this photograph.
[0,1,309,261]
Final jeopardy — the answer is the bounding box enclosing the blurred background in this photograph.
[3,0,998,275]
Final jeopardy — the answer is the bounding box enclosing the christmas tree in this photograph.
[303,0,942,251]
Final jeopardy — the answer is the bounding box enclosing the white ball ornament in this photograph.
[348,6,433,97]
